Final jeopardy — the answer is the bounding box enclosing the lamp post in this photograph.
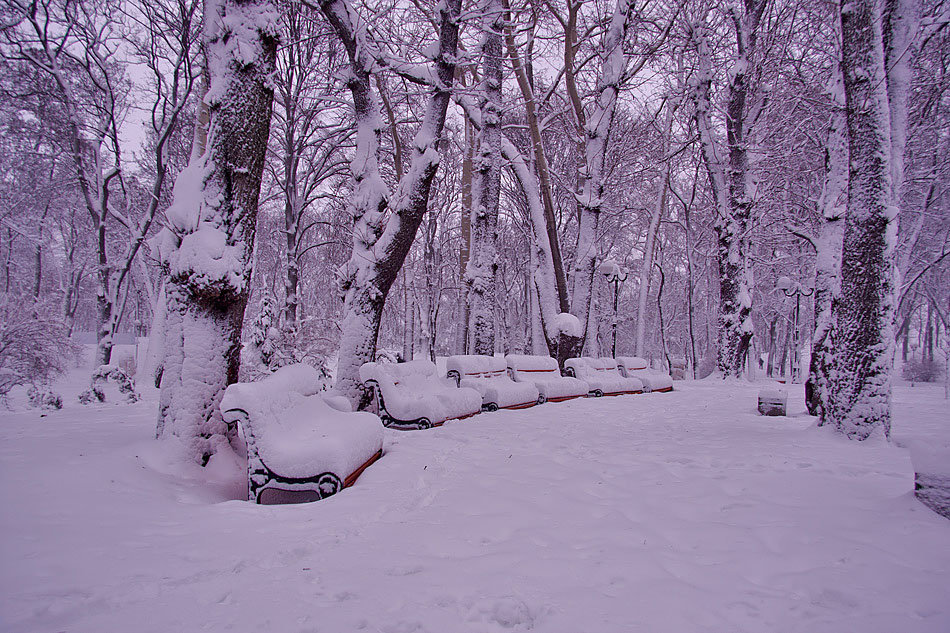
[776,276,814,383]
[600,260,628,358]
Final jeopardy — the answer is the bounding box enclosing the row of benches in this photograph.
[219,356,672,504]
[360,355,672,430]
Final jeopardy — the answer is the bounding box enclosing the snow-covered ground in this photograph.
[1,372,948,633]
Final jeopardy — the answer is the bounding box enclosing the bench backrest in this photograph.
[617,356,649,371]
[566,357,623,378]
[220,364,327,438]
[360,360,454,394]
[446,355,510,381]
[505,354,560,380]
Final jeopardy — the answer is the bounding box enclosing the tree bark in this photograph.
[691,2,767,378]
[827,0,899,439]
[158,0,278,463]
[467,0,505,355]
[324,0,463,406]
[808,64,848,418]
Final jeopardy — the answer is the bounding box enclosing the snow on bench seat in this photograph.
[564,357,643,396]
[505,355,589,404]
[445,355,540,411]
[616,356,674,393]
[359,360,482,430]
[220,364,383,504]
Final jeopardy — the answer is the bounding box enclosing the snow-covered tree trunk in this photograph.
[561,0,636,363]
[826,0,899,439]
[323,0,463,407]
[145,281,168,388]
[807,67,848,418]
[466,0,504,356]
[502,0,570,317]
[503,139,562,357]
[635,101,674,356]
[883,0,918,267]
[691,2,766,378]
[722,1,765,378]
[157,0,278,463]
[693,24,732,377]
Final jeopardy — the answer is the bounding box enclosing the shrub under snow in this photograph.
[0,295,78,403]
[902,358,944,383]
[79,365,140,404]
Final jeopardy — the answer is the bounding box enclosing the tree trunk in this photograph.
[562,0,636,364]
[692,3,766,378]
[467,0,504,356]
[502,0,569,315]
[157,0,278,463]
[926,301,934,362]
[636,102,674,355]
[460,115,473,353]
[808,66,848,417]
[827,0,898,439]
[326,0,463,406]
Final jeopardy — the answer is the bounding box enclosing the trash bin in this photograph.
[758,388,787,416]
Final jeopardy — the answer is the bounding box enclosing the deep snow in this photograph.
[1,373,948,633]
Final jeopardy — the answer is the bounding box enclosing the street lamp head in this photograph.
[599,259,627,283]
[776,276,793,291]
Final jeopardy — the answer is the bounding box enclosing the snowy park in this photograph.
[3,0,950,631]
[2,365,949,633]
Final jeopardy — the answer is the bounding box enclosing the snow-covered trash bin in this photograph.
[564,357,643,397]
[757,387,787,416]
[220,364,383,504]
[445,355,539,412]
[359,360,482,430]
[616,357,674,393]
[505,355,589,404]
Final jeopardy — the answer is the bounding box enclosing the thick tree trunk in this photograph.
[767,317,776,377]
[460,115,473,352]
[94,219,114,367]
[283,154,300,327]
[157,0,278,463]
[827,0,898,439]
[467,0,504,356]
[692,3,766,378]
[325,0,462,406]
[157,285,244,460]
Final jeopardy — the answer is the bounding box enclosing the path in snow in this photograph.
[1,379,948,633]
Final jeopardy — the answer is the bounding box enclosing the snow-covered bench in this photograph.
[505,355,589,404]
[359,360,482,430]
[564,357,643,397]
[445,355,540,412]
[616,357,674,393]
[220,364,383,504]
